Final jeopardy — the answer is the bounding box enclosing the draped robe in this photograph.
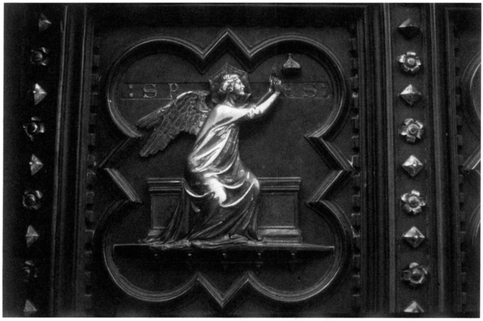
[156,103,263,249]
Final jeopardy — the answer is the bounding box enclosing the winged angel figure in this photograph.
[138,64,282,249]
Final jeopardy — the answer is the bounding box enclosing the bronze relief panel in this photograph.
[85,5,364,316]
[4,3,481,317]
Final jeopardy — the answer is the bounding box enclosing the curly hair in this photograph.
[219,74,240,94]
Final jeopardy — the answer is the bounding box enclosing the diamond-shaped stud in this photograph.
[39,13,52,32]
[402,226,426,248]
[404,300,424,313]
[26,225,39,247]
[33,84,47,105]
[399,84,422,106]
[30,154,44,176]
[24,300,38,316]
[402,155,424,177]
[398,19,421,39]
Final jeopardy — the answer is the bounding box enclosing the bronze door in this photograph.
[3,3,480,317]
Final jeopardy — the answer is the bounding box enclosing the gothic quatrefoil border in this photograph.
[94,29,355,308]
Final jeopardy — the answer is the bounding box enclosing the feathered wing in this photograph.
[136,91,211,157]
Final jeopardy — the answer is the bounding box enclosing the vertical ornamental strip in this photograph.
[385,4,442,314]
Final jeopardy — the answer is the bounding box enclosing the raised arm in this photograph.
[246,76,282,119]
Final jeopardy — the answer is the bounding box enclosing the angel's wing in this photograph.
[137,90,211,157]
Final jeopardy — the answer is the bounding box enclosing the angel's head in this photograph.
[219,74,246,98]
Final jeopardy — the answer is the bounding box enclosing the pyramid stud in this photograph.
[402,262,428,287]
[24,300,38,316]
[30,154,44,175]
[26,225,40,247]
[399,118,424,143]
[282,53,301,75]
[399,84,422,106]
[402,155,424,177]
[398,18,421,39]
[33,84,47,105]
[401,190,426,214]
[39,13,52,32]
[397,51,422,74]
[402,226,426,248]
[404,300,424,313]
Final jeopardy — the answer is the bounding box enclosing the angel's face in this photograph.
[232,78,245,96]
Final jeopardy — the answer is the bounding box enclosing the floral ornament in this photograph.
[22,260,38,283]
[402,262,428,287]
[399,118,424,143]
[23,117,45,141]
[23,189,43,210]
[30,47,50,67]
[398,51,422,74]
[401,190,426,214]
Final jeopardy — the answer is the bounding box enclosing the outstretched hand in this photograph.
[269,75,283,93]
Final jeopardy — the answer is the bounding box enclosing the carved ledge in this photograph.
[114,242,333,273]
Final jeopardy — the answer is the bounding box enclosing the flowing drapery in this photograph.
[153,104,261,249]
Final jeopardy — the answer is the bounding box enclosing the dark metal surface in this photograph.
[3,3,480,317]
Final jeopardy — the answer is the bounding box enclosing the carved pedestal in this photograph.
[146,177,303,243]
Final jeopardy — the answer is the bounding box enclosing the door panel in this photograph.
[3,3,480,317]
[92,6,358,316]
